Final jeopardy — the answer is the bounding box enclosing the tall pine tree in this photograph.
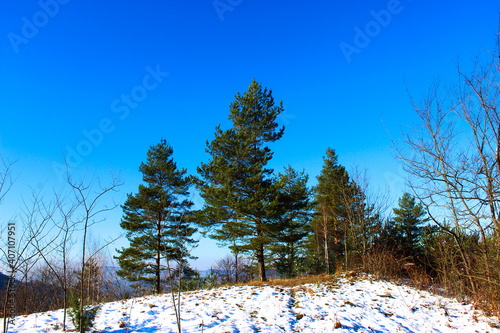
[115,139,197,293]
[312,148,351,274]
[312,148,382,271]
[196,79,285,282]
[269,166,313,278]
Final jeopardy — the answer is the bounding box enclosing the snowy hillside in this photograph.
[8,275,500,332]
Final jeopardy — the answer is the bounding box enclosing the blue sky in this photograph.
[0,0,498,269]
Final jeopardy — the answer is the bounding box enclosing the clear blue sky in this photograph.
[0,0,498,270]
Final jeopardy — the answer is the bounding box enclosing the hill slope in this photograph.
[8,275,500,332]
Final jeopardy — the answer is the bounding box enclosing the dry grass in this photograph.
[233,274,336,288]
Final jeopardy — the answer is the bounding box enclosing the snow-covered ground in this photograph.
[8,275,500,332]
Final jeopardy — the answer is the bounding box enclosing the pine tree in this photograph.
[312,149,382,271]
[312,148,351,274]
[115,139,197,293]
[387,192,428,258]
[269,166,313,278]
[196,79,285,282]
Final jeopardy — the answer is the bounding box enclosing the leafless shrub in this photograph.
[362,250,404,279]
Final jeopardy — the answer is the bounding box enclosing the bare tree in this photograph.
[0,157,15,333]
[214,255,236,284]
[0,156,15,206]
[397,41,499,303]
[1,187,61,333]
[0,156,123,332]
[344,167,388,266]
[66,172,122,332]
[25,189,78,331]
[213,254,250,284]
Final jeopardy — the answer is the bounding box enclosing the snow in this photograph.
[7,275,500,332]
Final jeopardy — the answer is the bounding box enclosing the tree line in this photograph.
[115,39,500,316]
[115,79,433,289]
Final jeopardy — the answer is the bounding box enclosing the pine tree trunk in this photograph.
[156,249,161,294]
[234,252,239,284]
[323,212,330,274]
[256,245,266,282]
[324,232,330,274]
[256,219,267,282]
[156,218,162,294]
[289,243,295,278]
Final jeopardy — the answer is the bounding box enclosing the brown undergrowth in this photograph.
[232,274,337,288]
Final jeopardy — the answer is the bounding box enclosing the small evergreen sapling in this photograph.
[69,297,100,333]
